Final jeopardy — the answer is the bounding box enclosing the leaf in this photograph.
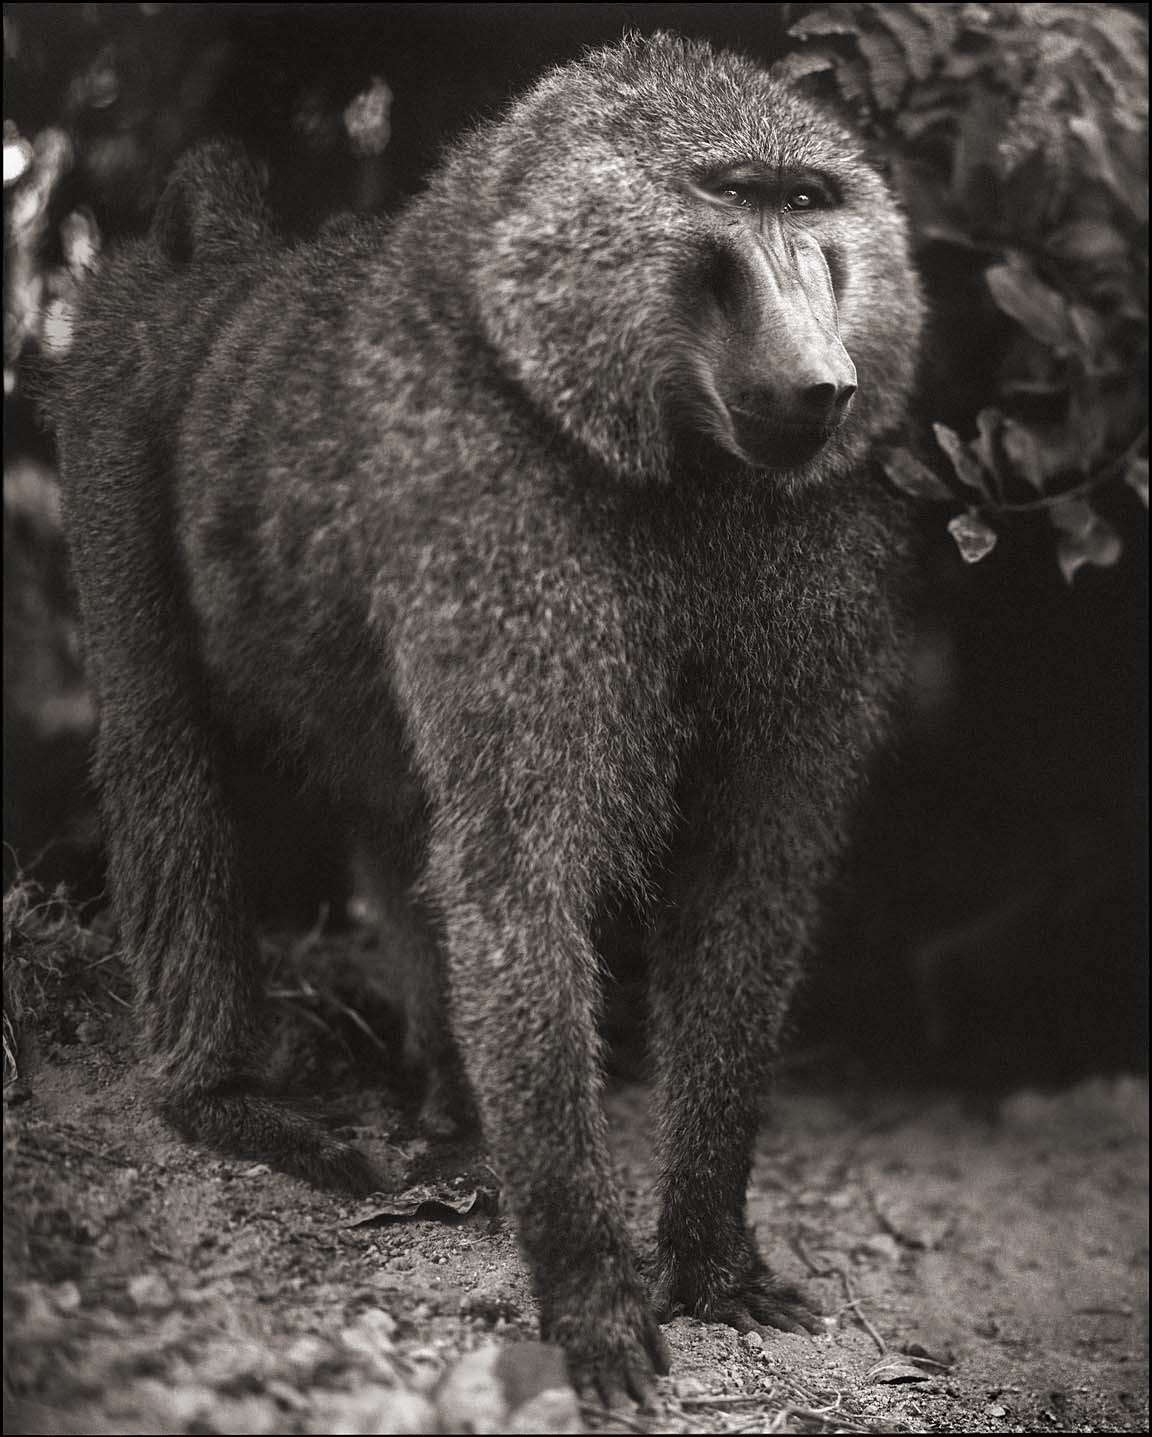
[1048,495,1097,535]
[899,104,963,141]
[871,4,938,82]
[985,262,1074,350]
[973,407,1006,500]
[1124,455,1148,507]
[881,447,953,501]
[948,511,998,564]
[906,3,959,50]
[1049,497,1123,583]
[857,27,909,110]
[346,1181,497,1227]
[1001,417,1047,492]
[1045,219,1129,265]
[951,86,1009,211]
[917,219,982,248]
[1055,522,1123,583]
[867,1357,932,1385]
[933,422,989,498]
[1069,306,1107,363]
[772,50,838,83]
[832,56,873,106]
[1068,114,1145,217]
[1067,384,1109,468]
[999,143,1064,236]
[789,10,862,39]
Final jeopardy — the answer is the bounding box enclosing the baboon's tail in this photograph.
[150,139,273,264]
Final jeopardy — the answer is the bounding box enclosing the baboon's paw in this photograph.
[157,1088,382,1196]
[705,1275,823,1337]
[657,1246,823,1338]
[548,1284,669,1409]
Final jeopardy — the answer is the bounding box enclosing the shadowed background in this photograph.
[4,1,1147,1087]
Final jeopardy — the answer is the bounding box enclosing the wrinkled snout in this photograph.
[713,219,858,471]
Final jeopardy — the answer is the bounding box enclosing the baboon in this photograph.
[55,33,923,1401]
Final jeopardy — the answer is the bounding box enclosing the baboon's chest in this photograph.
[664,514,896,750]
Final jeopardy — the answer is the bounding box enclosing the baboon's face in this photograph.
[678,169,858,472]
[470,35,922,484]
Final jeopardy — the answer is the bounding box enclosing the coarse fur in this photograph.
[54,33,923,1401]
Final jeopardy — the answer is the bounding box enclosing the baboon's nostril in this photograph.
[799,381,855,421]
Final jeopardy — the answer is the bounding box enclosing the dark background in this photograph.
[4,3,1147,1087]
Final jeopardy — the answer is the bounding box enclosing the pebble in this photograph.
[127,1273,173,1310]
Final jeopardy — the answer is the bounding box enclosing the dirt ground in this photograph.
[3,919,1148,1436]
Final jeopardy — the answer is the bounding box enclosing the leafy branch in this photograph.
[777,2,1149,579]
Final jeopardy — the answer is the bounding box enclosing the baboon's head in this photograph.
[456,32,924,486]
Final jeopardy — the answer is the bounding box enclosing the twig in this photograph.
[681,1394,781,1408]
[836,1297,887,1356]
[682,1394,886,1434]
[767,1406,884,1434]
[792,1234,835,1278]
[788,1235,886,1355]
[973,425,1148,516]
[578,1401,655,1431]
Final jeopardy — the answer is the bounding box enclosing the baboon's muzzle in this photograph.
[718,219,857,471]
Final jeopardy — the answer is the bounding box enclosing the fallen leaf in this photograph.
[867,1357,932,1385]
[347,1182,496,1228]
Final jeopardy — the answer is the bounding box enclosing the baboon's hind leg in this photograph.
[354,848,477,1137]
[64,429,377,1194]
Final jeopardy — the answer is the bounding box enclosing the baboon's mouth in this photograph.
[725,409,837,471]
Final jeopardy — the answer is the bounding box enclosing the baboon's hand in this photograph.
[546,1275,670,1409]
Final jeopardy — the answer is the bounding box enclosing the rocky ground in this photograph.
[4,903,1147,1435]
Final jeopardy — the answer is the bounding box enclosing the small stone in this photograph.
[741,1329,765,1350]
[266,1380,310,1412]
[49,1281,82,1312]
[128,1273,173,1310]
[508,1388,583,1434]
[310,1384,437,1435]
[862,1233,901,1262]
[283,1335,329,1378]
[340,1312,397,1368]
[358,1307,398,1342]
[435,1345,507,1433]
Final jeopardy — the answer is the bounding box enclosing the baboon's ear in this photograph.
[151,140,273,264]
[152,176,197,264]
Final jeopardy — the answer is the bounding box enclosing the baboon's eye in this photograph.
[717,186,757,209]
[782,181,834,213]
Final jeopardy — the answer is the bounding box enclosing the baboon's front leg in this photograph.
[426,826,669,1404]
[649,779,826,1337]
[397,587,680,1401]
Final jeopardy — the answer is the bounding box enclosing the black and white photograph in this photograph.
[3,4,1148,1432]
